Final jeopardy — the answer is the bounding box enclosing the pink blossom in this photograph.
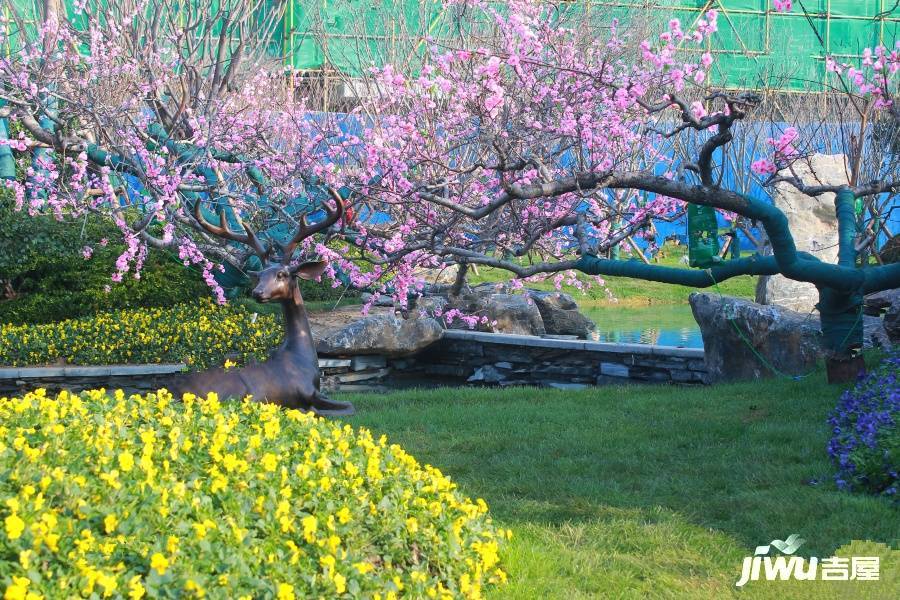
[773,0,792,12]
[751,158,777,175]
[690,101,707,119]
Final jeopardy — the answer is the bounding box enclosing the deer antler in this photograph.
[192,197,269,259]
[280,187,345,265]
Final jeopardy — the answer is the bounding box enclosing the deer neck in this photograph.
[280,296,314,353]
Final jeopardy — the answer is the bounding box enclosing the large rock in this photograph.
[414,264,460,285]
[316,314,443,357]
[863,288,900,315]
[426,283,597,337]
[886,304,900,344]
[690,292,823,382]
[863,288,900,344]
[864,315,893,349]
[479,294,546,336]
[525,290,597,338]
[756,154,848,313]
[442,284,545,335]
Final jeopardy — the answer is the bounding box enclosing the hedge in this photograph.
[0,197,210,325]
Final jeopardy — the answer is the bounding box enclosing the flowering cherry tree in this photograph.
[331,0,900,378]
[0,0,381,303]
[2,0,899,382]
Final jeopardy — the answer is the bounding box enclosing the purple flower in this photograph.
[826,354,899,497]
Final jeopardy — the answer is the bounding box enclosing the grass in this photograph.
[467,245,758,306]
[340,371,899,598]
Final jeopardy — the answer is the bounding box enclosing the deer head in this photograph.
[192,187,345,306]
[250,260,328,305]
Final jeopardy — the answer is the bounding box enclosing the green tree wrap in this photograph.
[817,189,863,355]
[0,100,14,180]
[733,193,899,295]
[574,253,779,286]
[817,286,863,355]
[835,189,857,268]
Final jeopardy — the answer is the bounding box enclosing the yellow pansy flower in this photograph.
[103,514,118,534]
[149,553,169,575]
[276,583,295,600]
[5,513,25,540]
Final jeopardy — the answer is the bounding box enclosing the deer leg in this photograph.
[307,391,355,417]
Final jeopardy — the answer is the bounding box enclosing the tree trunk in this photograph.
[450,262,469,297]
[825,355,866,384]
[819,189,865,383]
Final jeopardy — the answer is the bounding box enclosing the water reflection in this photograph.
[579,304,703,349]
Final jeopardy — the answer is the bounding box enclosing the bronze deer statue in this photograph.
[168,190,355,417]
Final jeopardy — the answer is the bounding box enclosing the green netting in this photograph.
[5,1,899,90]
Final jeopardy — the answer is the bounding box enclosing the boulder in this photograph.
[479,294,545,336]
[446,282,514,308]
[886,304,900,344]
[863,288,900,316]
[440,284,545,335]
[525,289,579,311]
[424,283,596,337]
[755,154,848,313]
[414,264,460,285]
[414,295,449,317]
[690,292,823,382]
[359,292,395,308]
[864,315,893,349]
[863,288,900,345]
[526,290,597,338]
[316,314,443,357]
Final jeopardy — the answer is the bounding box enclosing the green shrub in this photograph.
[0,198,210,325]
[0,300,281,369]
[0,388,508,598]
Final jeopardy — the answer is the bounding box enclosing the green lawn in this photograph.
[467,245,757,306]
[340,373,899,598]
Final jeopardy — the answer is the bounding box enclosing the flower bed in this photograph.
[0,300,280,370]
[827,355,899,496]
[0,389,508,598]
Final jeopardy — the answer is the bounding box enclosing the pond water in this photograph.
[579,304,703,349]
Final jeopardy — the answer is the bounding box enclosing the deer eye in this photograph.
[277,271,287,280]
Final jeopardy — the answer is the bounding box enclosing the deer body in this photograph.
[169,191,355,417]
[170,289,354,416]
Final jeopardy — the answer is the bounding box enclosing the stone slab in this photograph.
[351,355,388,371]
[600,362,630,378]
[337,368,391,383]
[318,358,352,369]
[0,364,186,379]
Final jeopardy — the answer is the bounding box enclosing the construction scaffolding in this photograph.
[5,1,899,93]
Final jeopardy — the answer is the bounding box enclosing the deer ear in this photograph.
[292,260,328,281]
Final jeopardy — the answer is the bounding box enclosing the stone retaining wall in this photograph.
[319,331,708,390]
[1,332,708,395]
[0,364,188,396]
